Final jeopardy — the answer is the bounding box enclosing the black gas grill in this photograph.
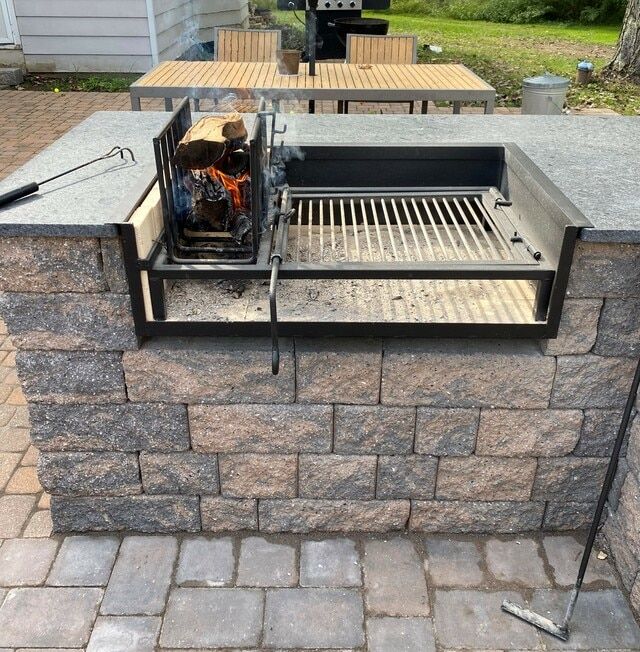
[121,101,592,374]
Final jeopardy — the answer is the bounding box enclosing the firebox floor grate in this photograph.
[163,277,537,324]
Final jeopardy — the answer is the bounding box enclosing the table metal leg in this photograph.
[421,101,428,114]
[131,95,141,111]
[453,101,461,114]
[484,96,495,114]
[409,102,414,115]
[272,99,281,113]
[193,98,200,112]
[309,100,316,114]
[164,97,174,111]
[337,100,344,114]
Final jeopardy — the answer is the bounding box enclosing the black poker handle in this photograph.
[0,182,40,208]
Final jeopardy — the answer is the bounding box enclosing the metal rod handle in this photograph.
[0,182,39,208]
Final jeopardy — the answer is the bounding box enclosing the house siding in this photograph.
[154,0,250,62]
[14,0,153,72]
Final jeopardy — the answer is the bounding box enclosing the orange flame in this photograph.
[206,167,250,212]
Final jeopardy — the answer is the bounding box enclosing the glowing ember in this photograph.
[205,167,250,212]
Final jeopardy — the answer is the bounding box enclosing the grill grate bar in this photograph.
[289,192,531,265]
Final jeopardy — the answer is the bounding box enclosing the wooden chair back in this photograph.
[346,34,418,64]
[214,28,281,62]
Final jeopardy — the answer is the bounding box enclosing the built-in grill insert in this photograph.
[120,102,592,374]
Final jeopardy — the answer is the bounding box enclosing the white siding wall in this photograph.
[14,0,153,72]
[154,0,249,62]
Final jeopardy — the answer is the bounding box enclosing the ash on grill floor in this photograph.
[165,277,537,324]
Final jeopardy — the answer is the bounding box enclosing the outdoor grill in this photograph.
[121,100,592,373]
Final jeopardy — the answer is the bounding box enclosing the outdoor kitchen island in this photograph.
[0,111,639,600]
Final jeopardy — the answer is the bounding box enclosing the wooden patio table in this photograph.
[130,60,496,114]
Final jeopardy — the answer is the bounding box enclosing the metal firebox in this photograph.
[121,101,592,373]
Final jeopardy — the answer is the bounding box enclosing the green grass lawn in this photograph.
[275,11,639,114]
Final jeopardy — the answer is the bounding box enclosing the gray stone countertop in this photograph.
[0,111,638,242]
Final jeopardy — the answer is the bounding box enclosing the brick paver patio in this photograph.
[0,89,635,650]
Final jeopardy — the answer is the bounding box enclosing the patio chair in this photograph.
[344,33,418,114]
[196,28,282,112]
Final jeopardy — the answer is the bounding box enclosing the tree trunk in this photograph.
[607,0,640,78]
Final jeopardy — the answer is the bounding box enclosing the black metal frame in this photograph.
[121,110,592,373]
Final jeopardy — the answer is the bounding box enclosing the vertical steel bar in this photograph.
[401,199,424,261]
[391,199,412,260]
[319,199,324,263]
[370,199,388,261]
[421,198,449,260]
[410,198,436,260]
[380,198,401,261]
[432,197,463,261]
[340,199,349,260]
[350,199,361,262]
[295,200,303,262]
[360,199,374,262]
[330,199,336,260]
[442,197,476,260]
[308,198,313,262]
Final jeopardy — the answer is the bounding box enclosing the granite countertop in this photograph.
[0,111,638,242]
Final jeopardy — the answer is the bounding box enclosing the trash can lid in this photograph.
[523,72,570,89]
[577,60,595,71]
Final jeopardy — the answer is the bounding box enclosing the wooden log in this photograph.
[174,114,248,170]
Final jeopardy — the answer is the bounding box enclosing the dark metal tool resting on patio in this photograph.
[0,146,136,209]
[120,98,592,374]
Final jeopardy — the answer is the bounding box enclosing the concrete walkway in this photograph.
[0,90,635,650]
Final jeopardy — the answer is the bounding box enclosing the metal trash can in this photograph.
[522,72,570,115]
[576,60,594,85]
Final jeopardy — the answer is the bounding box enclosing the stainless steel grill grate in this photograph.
[288,190,533,265]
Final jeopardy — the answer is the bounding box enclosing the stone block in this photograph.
[87,616,161,652]
[364,538,429,616]
[631,575,640,618]
[100,238,130,293]
[541,298,602,355]
[533,457,608,502]
[160,587,263,648]
[410,500,544,533]
[47,536,120,587]
[424,537,484,587]
[16,351,126,404]
[543,501,594,530]
[0,292,137,351]
[0,237,106,293]
[628,415,640,478]
[476,409,582,456]
[123,338,294,403]
[101,536,177,616]
[414,408,479,455]
[334,405,415,454]
[0,67,23,87]
[259,499,410,533]
[551,354,637,408]
[376,455,437,499]
[0,539,58,587]
[576,408,630,457]
[296,338,382,404]
[263,588,364,648]
[0,587,102,648]
[176,537,234,587]
[29,403,189,452]
[23,510,53,538]
[51,495,201,533]
[299,454,376,499]
[382,340,555,407]
[219,454,296,498]
[189,403,331,453]
[434,589,539,649]
[237,537,297,587]
[485,537,551,586]
[603,510,640,590]
[200,496,257,531]
[300,538,361,588]
[367,617,435,652]
[594,298,640,357]
[140,452,219,494]
[436,456,536,501]
[530,588,640,649]
[566,241,640,299]
[38,452,141,496]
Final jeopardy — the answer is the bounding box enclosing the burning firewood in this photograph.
[174,114,248,169]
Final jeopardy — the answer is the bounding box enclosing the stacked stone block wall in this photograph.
[0,237,639,605]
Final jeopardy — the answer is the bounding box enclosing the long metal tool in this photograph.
[502,354,640,641]
[0,146,135,209]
